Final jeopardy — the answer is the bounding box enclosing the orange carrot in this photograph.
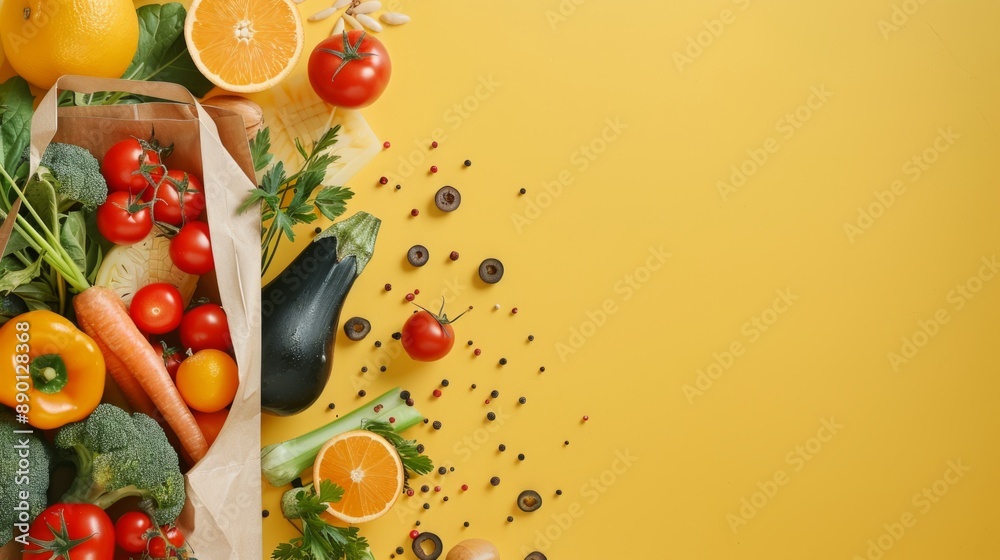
[74,286,208,463]
[76,311,159,418]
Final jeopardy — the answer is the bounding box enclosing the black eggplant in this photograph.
[260,212,380,416]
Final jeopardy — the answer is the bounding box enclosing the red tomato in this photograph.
[102,138,162,194]
[308,30,391,109]
[114,511,154,554]
[145,169,206,226]
[129,283,184,335]
[22,503,114,560]
[147,525,185,559]
[170,221,214,274]
[96,191,153,245]
[401,309,457,362]
[180,303,232,352]
[155,340,184,379]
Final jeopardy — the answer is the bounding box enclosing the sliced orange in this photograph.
[184,0,303,93]
[312,430,404,524]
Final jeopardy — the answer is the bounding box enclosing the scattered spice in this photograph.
[327,403,336,410]
[464,159,472,167]
[449,251,460,261]
[385,283,392,291]
[432,420,442,430]
[486,412,496,421]
[506,516,514,522]
[490,390,499,398]
[517,453,525,461]
[490,476,501,486]
[400,390,411,400]
[358,390,367,397]
[421,485,430,493]
[392,332,402,340]
[262,510,270,518]
[396,547,404,555]
[411,208,419,216]
[528,335,535,341]
[432,389,442,398]
[556,490,562,495]
[430,165,438,173]
[409,530,419,539]
[474,348,482,356]
[519,397,526,404]
[499,358,508,366]
[406,293,415,302]
[519,187,527,195]
[583,415,589,422]
[374,340,382,348]
[498,444,506,452]
[467,340,474,346]
[511,307,519,314]
[463,521,469,527]
[379,176,388,185]
[434,486,441,493]
[461,484,469,491]
[438,466,447,475]
[441,379,450,387]
[431,141,438,148]
[383,141,391,149]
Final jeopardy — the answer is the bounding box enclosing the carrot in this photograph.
[76,311,159,419]
[74,286,208,463]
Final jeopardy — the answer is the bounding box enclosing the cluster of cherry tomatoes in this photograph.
[95,138,213,275]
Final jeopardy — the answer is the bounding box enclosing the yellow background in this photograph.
[5,0,1000,558]
[258,0,1000,558]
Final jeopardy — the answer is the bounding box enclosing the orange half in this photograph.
[184,0,303,93]
[312,430,404,524]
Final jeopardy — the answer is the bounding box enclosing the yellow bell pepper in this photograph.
[0,310,105,430]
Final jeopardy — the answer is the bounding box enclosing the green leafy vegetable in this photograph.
[125,3,215,96]
[0,76,33,175]
[273,480,372,560]
[239,126,355,275]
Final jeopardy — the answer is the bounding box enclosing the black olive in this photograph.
[411,532,443,560]
[478,258,504,284]
[408,245,430,267]
[343,317,371,341]
[517,489,542,512]
[434,186,462,212]
[525,552,548,560]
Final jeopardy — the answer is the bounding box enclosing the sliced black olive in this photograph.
[411,532,443,560]
[435,186,462,212]
[525,552,548,560]
[517,489,542,512]
[343,317,371,341]
[408,245,430,267]
[478,258,504,284]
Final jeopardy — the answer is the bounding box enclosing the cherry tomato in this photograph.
[170,221,214,274]
[180,303,232,352]
[308,30,391,109]
[129,283,184,335]
[22,503,114,560]
[155,340,184,379]
[102,138,162,194]
[176,349,239,413]
[147,525,185,559]
[96,191,153,245]
[114,511,154,554]
[144,169,206,226]
[401,305,466,362]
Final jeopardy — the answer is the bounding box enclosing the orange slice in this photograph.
[184,0,304,93]
[312,430,404,524]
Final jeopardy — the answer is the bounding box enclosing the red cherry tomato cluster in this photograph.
[114,511,187,559]
[95,138,214,275]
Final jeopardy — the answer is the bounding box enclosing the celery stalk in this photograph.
[261,387,421,487]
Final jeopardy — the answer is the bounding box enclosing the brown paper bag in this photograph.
[0,76,262,559]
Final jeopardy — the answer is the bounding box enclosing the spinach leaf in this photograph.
[124,3,215,97]
[0,76,33,176]
[0,254,42,294]
[60,211,88,276]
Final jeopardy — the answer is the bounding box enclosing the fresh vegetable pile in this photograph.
[0,72,240,556]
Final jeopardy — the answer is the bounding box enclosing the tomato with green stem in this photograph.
[308,30,391,109]
[114,511,154,554]
[96,191,153,245]
[22,503,114,560]
[144,169,206,227]
[146,525,185,559]
[401,300,471,362]
[101,138,162,194]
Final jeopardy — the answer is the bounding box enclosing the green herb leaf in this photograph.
[362,420,435,480]
[250,128,274,173]
[124,3,215,97]
[0,209,31,257]
[60,211,88,276]
[0,255,43,294]
[0,76,34,176]
[313,186,354,222]
[272,481,371,560]
[22,174,59,236]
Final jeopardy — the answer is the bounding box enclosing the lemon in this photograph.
[0,0,139,89]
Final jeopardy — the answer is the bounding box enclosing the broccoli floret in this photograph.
[0,408,51,547]
[55,404,185,526]
[21,143,108,211]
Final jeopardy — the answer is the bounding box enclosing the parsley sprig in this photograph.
[361,420,435,485]
[240,127,354,275]
[273,480,371,560]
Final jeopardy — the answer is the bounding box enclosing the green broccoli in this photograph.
[21,142,108,211]
[0,408,52,547]
[55,403,186,526]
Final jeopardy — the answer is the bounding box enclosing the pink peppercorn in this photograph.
[430,165,438,173]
